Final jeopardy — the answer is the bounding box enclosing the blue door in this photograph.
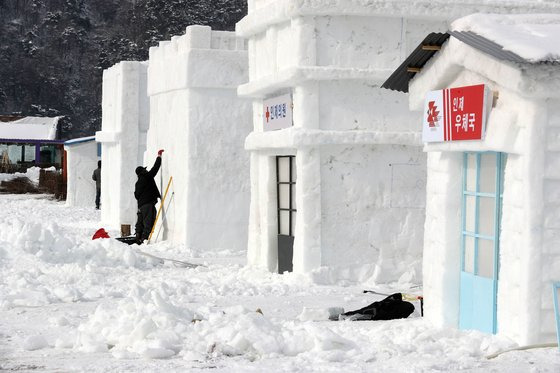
[460,152,505,334]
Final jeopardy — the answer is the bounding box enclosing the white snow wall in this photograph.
[97,61,149,227]
[409,38,560,345]
[145,26,251,251]
[64,141,97,207]
[238,7,453,282]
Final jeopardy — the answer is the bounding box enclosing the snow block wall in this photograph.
[539,99,560,344]
[145,25,251,251]
[409,34,560,344]
[237,2,455,283]
[97,61,149,227]
[64,140,98,207]
[319,145,426,277]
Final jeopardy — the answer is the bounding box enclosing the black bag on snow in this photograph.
[339,293,414,321]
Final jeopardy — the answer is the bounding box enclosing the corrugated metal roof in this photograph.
[381,30,552,93]
[381,33,450,93]
[448,30,527,64]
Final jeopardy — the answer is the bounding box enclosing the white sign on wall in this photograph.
[263,93,292,131]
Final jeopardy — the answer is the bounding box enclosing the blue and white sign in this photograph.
[263,93,292,131]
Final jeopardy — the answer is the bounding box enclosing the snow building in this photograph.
[144,26,251,251]
[96,61,149,227]
[235,0,560,282]
[382,13,560,345]
[64,136,99,207]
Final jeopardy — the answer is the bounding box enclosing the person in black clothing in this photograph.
[92,160,101,209]
[338,293,415,321]
[134,149,164,244]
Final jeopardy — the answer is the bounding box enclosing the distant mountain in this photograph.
[0,0,247,139]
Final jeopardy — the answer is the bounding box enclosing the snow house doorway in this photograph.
[276,155,296,273]
[460,152,506,334]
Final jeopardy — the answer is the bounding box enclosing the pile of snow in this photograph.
[76,285,195,358]
[75,284,291,360]
[452,13,560,62]
[74,283,514,365]
[0,166,53,184]
[0,211,154,310]
[0,217,145,268]
[2,195,556,371]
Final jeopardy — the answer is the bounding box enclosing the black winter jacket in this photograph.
[92,168,101,190]
[134,157,161,208]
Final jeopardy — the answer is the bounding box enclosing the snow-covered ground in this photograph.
[0,194,558,372]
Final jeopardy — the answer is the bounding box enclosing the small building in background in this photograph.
[0,116,64,173]
[96,61,149,228]
[145,25,251,251]
[383,13,560,345]
[64,136,99,207]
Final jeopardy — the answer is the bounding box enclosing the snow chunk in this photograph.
[54,333,76,349]
[22,335,48,351]
[139,346,176,359]
[298,307,345,321]
[49,316,70,326]
[76,285,193,358]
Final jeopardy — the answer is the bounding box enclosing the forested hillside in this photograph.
[0,0,247,138]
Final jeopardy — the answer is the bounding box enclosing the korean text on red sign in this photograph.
[422,84,492,143]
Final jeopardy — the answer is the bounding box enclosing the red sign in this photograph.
[422,84,491,143]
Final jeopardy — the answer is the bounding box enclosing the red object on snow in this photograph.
[92,228,110,240]
[158,149,164,156]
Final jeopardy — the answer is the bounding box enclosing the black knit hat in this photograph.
[135,166,146,176]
